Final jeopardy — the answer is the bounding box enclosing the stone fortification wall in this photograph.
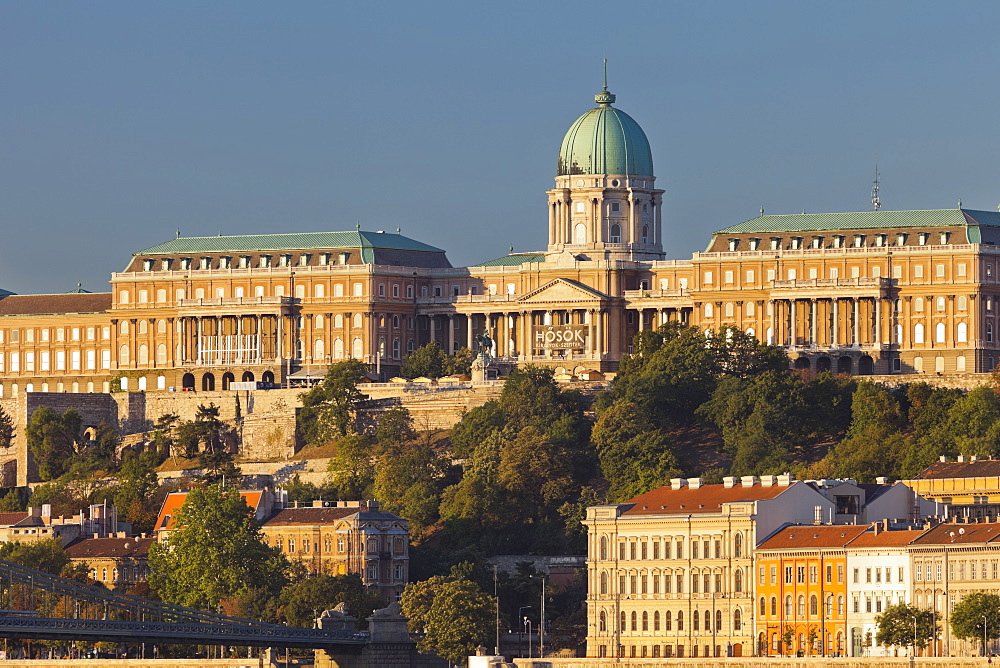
[866,372,991,391]
[513,659,987,668]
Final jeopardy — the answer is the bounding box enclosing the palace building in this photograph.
[2,84,1000,396]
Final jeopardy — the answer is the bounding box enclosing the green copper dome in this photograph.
[557,89,653,177]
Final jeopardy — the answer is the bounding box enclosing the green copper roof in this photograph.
[476,253,545,267]
[136,230,445,255]
[557,89,653,177]
[715,208,1000,234]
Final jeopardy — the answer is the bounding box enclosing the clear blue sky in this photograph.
[4,1,1000,294]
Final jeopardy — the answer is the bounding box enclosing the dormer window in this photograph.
[279,254,291,267]
[832,235,844,248]
[180,258,192,270]
[939,232,950,245]
[299,253,311,266]
[219,256,231,269]
[896,233,907,246]
[853,234,865,248]
[770,237,781,251]
[339,252,350,265]
[160,259,172,271]
[790,237,802,250]
[811,236,824,249]
[239,255,251,268]
[749,237,761,251]
[259,255,271,268]
[918,232,928,245]
[728,238,740,251]
[874,234,886,247]
[199,257,211,270]
[143,258,154,271]
[319,253,331,265]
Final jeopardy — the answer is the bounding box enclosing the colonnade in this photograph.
[769,297,884,348]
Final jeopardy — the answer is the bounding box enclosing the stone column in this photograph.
[852,299,860,346]
[809,299,817,345]
[789,300,796,346]
[429,315,436,348]
[466,313,474,351]
[875,298,882,345]
[589,309,596,358]
[769,301,777,346]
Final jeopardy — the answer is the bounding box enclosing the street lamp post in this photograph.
[493,565,500,656]
[912,615,918,664]
[518,606,532,659]
[983,614,988,657]
[524,618,532,659]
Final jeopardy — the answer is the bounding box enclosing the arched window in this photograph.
[630,611,637,631]
[989,321,995,343]
[914,323,925,344]
[958,295,968,311]
[810,595,818,616]
[352,337,363,358]
[715,609,722,631]
[936,322,946,343]
[693,611,699,632]
[334,338,344,358]
[156,343,167,364]
[119,344,129,365]
[734,568,743,592]
[315,314,324,327]
[746,301,755,317]
[704,303,714,318]
[642,611,648,631]
[620,611,626,631]
[771,596,777,616]
[392,339,400,358]
[785,596,792,617]
[937,296,946,312]
[760,597,766,616]
[914,297,924,312]
[958,322,968,342]
[798,595,805,616]
[642,224,649,243]
[314,338,325,359]
[734,533,743,558]
[837,596,845,616]
[733,609,742,631]
[600,536,608,560]
[677,611,683,631]
[665,611,672,631]
[724,302,734,317]
[609,224,621,244]
[600,572,608,595]
[599,611,606,632]
[653,611,660,631]
[574,223,587,244]
[826,594,834,616]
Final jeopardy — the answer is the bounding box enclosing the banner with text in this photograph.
[535,324,589,349]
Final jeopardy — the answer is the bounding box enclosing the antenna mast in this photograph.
[871,162,881,211]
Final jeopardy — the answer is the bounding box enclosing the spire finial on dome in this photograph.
[594,58,615,105]
[603,58,608,92]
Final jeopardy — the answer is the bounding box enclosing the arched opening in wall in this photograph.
[242,371,255,383]
[222,372,235,390]
[182,373,195,390]
[642,224,649,243]
[837,356,853,375]
[574,223,587,244]
[202,373,215,391]
[793,357,810,370]
[816,356,832,372]
[858,355,874,375]
[609,223,621,244]
[262,370,275,384]
[83,427,97,442]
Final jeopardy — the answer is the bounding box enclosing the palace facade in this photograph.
[3,84,1000,395]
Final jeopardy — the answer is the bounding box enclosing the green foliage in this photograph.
[27,407,82,481]
[276,574,386,628]
[875,603,937,650]
[0,488,24,512]
[300,359,369,442]
[592,400,681,500]
[449,402,504,459]
[0,404,14,449]
[326,434,375,499]
[0,538,69,575]
[373,441,446,534]
[950,591,1000,653]
[148,484,289,611]
[283,474,336,505]
[400,575,495,664]
[375,406,417,445]
[400,341,474,379]
[112,452,161,534]
[174,404,227,458]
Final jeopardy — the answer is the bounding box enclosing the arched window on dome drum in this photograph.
[642,224,649,243]
[575,223,587,244]
[610,224,621,244]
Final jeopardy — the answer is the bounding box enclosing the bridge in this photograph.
[0,558,367,649]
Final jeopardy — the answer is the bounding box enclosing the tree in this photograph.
[326,434,375,499]
[400,341,448,379]
[148,484,289,611]
[951,592,1000,655]
[112,453,161,533]
[300,359,369,441]
[276,574,386,628]
[0,538,69,575]
[400,575,495,665]
[26,407,82,481]
[174,404,227,458]
[593,400,682,500]
[875,602,937,652]
[0,404,14,450]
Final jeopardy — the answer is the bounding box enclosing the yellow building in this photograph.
[905,457,1000,519]
[583,474,835,659]
[4,84,1000,399]
[64,535,155,587]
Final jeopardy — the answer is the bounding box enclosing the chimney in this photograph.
[873,522,882,535]
[876,476,888,485]
[741,475,758,488]
[760,475,776,487]
[670,478,686,491]
[312,500,324,508]
[777,473,794,487]
[971,455,978,462]
[939,455,947,462]
[687,478,702,490]
[41,504,51,519]
[882,518,890,532]
[723,477,736,488]
[958,454,966,463]
[28,507,40,518]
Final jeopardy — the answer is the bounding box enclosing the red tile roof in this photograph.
[0,512,31,526]
[622,483,791,515]
[64,537,154,559]
[911,522,1000,545]
[913,460,1000,480]
[0,293,111,316]
[757,525,869,550]
[154,490,264,531]
[845,528,926,548]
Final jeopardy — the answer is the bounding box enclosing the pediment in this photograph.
[518,278,610,304]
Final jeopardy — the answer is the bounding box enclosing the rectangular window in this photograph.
[785,567,793,584]
[809,565,818,583]
[724,271,734,284]
[56,351,65,371]
[675,574,683,593]
[71,350,81,370]
[838,565,845,583]
[826,565,832,583]
[853,567,860,584]
[703,271,713,284]
[797,566,805,583]
[770,566,777,585]
[746,270,755,283]
[40,352,50,372]
[917,564,922,581]
[86,350,95,370]
[692,542,699,559]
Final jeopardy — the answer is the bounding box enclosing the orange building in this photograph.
[755,525,867,657]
